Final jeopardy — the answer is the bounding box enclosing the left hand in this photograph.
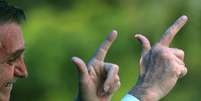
[72,30,120,101]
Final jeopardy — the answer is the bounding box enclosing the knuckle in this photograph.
[154,43,165,49]
[172,65,187,78]
[114,75,120,81]
[116,81,121,89]
[174,48,184,54]
[160,51,170,58]
[118,81,121,87]
[167,28,176,34]
[152,46,168,56]
[179,49,185,56]
[112,64,119,71]
[172,48,185,58]
[180,67,188,77]
[171,67,180,75]
[113,81,121,92]
[87,60,94,66]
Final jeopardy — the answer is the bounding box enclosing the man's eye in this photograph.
[8,57,17,62]
[7,56,18,64]
[8,52,22,63]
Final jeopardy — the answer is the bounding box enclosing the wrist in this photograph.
[76,91,111,101]
[128,85,160,101]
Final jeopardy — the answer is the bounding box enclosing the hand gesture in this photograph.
[72,31,120,101]
[129,16,188,101]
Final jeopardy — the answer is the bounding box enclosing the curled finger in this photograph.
[103,63,119,93]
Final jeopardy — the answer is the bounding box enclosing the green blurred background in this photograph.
[6,0,201,101]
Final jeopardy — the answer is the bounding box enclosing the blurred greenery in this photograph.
[6,0,201,101]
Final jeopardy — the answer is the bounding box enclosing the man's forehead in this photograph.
[0,22,25,54]
[0,22,22,35]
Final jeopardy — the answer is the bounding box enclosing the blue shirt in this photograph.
[121,94,140,101]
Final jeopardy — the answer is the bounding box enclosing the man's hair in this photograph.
[0,0,26,24]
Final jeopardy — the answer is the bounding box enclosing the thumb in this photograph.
[134,34,151,56]
[72,57,88,76]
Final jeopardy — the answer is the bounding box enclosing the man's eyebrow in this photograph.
[7,48,25,61]
[11,48,25,55]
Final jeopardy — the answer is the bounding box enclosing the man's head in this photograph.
[0,1,27,101]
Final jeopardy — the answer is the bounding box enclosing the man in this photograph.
[0,1,28,101]
[73,16,188,101]
[1,1,118,101]
[0,1,189,101]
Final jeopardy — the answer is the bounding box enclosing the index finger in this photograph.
[159,15,188,46]
[92,30,118,61]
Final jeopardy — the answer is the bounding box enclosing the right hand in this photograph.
[129,15,188,101]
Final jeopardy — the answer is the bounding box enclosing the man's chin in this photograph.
[0,86,12,101]
[0,93,11,101]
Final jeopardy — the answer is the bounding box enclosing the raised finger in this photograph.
[93,30,118,61]
[72,57,88,76]
[134,34,151,56]
[159,15,188,46]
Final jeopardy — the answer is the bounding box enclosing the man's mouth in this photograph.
[5,82,13,87]
[5,79,16,87]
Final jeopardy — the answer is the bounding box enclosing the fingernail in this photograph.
[181,15,188,20]
[72,56,77,61]
[112,30,117,34]
[134,34,142,44]
[108,30,118,41]
[134,34,140,38]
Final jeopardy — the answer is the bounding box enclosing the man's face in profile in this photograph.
[0,22,28,101]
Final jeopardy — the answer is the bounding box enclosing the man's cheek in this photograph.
[0,65,14,86]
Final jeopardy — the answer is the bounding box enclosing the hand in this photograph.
[72,31,120,101]
[129,15,188,101]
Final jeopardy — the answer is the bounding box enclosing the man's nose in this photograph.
[14,58,28,78]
